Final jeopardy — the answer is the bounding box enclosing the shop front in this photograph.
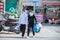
[41,1,60,24]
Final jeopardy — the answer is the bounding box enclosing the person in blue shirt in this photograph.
[19,10,28,38]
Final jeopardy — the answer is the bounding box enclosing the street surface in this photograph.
[0,23,60,40]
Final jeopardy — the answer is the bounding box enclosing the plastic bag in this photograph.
[33,23,42,33]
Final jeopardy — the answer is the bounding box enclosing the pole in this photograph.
[4,0,5,14]
[18,0,22,15]
[34,2,36,15]
[34,2,36,24]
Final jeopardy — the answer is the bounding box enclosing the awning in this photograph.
[42,1,60,5]
[22,1,41,6]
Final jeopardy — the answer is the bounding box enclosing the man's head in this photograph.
[29,8,33,12]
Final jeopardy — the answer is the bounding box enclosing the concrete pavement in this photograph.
[0,26,60,37]
[0,26,60,40]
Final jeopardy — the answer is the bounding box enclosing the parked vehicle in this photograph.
[48,17,60,24]
[0,14,20,34]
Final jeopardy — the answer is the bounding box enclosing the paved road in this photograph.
[0,37,60,40]
[0,24,60,40]
[42,23,60,33]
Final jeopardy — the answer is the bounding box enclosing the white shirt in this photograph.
[18,12,28,25]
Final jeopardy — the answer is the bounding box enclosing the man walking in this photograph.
[19,10,28,38]
[27,9,37,38]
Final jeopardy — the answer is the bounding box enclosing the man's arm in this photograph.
[34,15,37,24]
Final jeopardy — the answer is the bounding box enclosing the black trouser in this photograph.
[27,24,35,36]
[20,24,26,37]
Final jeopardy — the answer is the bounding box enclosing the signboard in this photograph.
[30,0,40,2]
[36,13,43,23]
[6,0,18,12]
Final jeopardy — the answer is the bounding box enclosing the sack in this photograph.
[15,24,20,30]
[33,23,42,33]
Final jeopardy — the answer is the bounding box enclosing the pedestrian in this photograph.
[27,9,37,38]
[19,10,28,38]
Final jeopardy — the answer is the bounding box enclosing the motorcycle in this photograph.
[0,14,20,34]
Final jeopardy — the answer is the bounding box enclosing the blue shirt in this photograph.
[18,12,28,25]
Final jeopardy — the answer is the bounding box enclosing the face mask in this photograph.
[29,12,34,16]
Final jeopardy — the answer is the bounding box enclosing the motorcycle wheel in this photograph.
[14,30,20,34]
[0,25,3,32]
